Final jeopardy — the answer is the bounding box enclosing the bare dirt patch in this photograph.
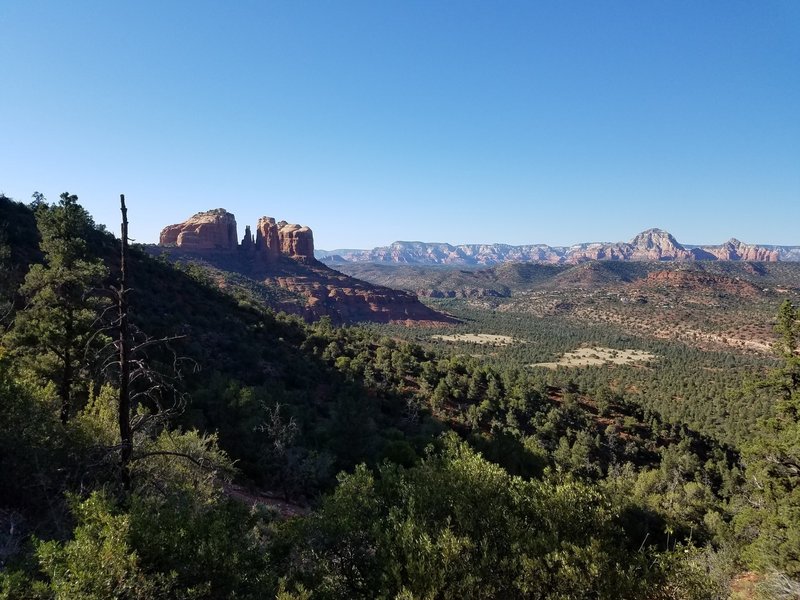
[432,333,517,346]
[532,346,655,369]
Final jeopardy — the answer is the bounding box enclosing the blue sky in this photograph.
[1,1,798,249]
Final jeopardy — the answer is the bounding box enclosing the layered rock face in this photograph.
[561,229,695,263]
[154,208,452,325]
[255,217,281,261]
[276,221,314,260]
[323,228,784,265]
[628,229,694,261]
[159,209,238,251]
[699,239,779,262]
[270,265,455,324]
[159,209,315,262]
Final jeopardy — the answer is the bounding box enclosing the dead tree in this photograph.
[109,195,194,488]
[118,194,132,486]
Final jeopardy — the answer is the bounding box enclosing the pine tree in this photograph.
[735,300,800,576]
[6,193,109,423]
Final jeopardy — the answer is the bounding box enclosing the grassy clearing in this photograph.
[432,333,517,346]
[532,346,655,369]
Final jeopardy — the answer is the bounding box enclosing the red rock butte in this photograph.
[155,208,455,325]
[159,209,315,262]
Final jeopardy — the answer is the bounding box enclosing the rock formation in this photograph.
[276,221,314,260]
[255,217,281,261]
[322,228,785,266]
[629,229,694,261]
[159,209,238,251]
[564,229,695,263]
[154,208,456,324]
[267,264,456,324]
[241,225,254,250]
[699,238,779,262]
[159,209,316,263]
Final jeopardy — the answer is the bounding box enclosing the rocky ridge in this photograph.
[157,209,453,325]
[319,228,787,265]
[689,238,780,262]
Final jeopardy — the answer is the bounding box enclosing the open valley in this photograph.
[3,3,798,596]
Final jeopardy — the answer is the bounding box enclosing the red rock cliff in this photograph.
[701,239,779,262]
[277,221,314,260]
[159,209,315,262]
[159,209,238,251]
[255,217,281,261]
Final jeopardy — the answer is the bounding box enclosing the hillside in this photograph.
[333,259,800,298]
[339,258,800,448]
[330,260,800,362]
[319,227,796,265]
[150,208,455,325]
[1,194,799,597]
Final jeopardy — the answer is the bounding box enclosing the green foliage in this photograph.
[35,492,177,600]
[4,196,798,596]
[373,294,779,447]
[33,193,96,269]
[276,435,669,599]
[734,300,800,577]
[130,429,236,501]
[770,299,800,417]
[0,234,12,327]
[4,193,110,423]
[0,362,88,528]
[3,424,271,599]
[0,194,40,292]
[127,492,272,598]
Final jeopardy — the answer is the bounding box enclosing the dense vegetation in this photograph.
[1,193,798,598]
[371,300,778,447]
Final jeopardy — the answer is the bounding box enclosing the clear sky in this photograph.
[1,1,798,249]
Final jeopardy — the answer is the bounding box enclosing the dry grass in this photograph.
[432,333,517,346]
[532,346,656,369]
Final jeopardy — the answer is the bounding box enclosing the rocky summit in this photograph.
[694,238,780,262]
[159,208,239,251]
[156,209,454,325]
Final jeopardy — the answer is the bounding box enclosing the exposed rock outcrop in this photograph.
[321,229,785,265]
[629,229,694,261]
[160,209,316,263]
[255,217,281,261]
[155,208,453,325]
[561,229,694,263]
[322,241,564,265]
[268,264,455,324]
[253,217,314,262]
[241,226,254,250]
[277,221,314,260]
[699,239,779,262]
[159,209,238,251]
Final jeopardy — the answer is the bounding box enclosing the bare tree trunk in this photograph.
[118,194,132,488]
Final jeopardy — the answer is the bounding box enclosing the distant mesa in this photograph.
[159,209,316,263]
[320,228,784,266]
